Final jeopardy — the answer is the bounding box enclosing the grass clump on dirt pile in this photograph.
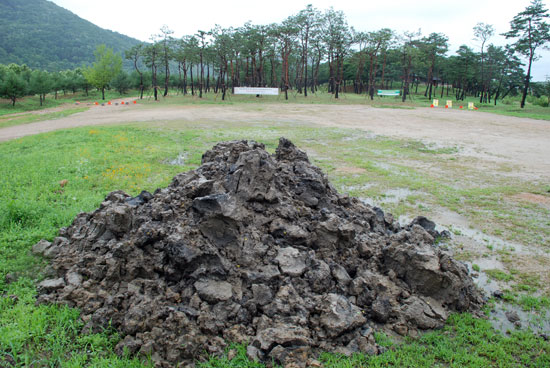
[1,125,549,366]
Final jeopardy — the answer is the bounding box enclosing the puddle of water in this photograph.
[489,302,550,335]
[340,183,374,193]
[430,207,541,257]
[465,258,505,296]
[166,153,186,166]
[373,162,394,171]
[360,188,421,208]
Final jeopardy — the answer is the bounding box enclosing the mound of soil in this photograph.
[34,138,484,367]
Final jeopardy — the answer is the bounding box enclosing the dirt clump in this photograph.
[34,138,484,367]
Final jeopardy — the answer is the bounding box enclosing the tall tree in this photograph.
[159,26,174,97]
[83,45,122,100]
[296,5,321,96]
[473,23,495,103]
[420,33,448,101]
[29,70,52,106]
[143,40,161,100]
[366,28,393,100]
[322,8,351,99]
[276,18,299,100]
[399,30,422,102]
[503,0,550,108]
[196,30,209,98]
[125,44,145,99]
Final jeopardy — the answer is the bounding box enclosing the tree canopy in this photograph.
[83,45,123,100]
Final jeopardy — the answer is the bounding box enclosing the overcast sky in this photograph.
[50,0,550,81]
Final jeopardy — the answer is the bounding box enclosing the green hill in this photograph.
[0,0,140,71]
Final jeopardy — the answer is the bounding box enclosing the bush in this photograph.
[533,96,549,107]
[110,71,132,95]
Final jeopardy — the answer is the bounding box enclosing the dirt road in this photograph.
[1,103,549,180]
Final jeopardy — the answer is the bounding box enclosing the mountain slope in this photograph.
[0,0,140,71]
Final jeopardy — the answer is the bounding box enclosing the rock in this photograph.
[409,216,437,237]
[492,290,504,299]
[194,279,233,303]
[34,138,483,367]
[275,247,307,276]
[125,190,153,206]
[393,323,408,336]
[66,272,83,286]
[252,284,273,306]
[253,323,311,350]
[38,278,65,291]
[331,264,351,286]
[506,311,520,323]
[401,297,443,329]
[246,345,262,361]
[4,273,17,284]
[371,296,392,323]
[32,239,52,255]
[105,205,133,236]
[319,294,366,337]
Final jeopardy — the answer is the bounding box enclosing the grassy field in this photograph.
[1,120,549,366]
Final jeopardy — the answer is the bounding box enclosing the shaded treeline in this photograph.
[124,4,538,105]
[2,2,549,107]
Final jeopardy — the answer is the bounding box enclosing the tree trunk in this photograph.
[520,51,533,109]
[183,62,188,95]
[206,63,210,93]
[199,52,204,98]
[190,63,194,96]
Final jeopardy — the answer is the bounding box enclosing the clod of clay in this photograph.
[35,138,483,367]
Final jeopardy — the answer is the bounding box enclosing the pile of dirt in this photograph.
[34,138,484,367]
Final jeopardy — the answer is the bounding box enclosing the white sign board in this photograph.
[234,87,279,95]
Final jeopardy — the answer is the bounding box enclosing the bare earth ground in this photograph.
[2,103,549,181]
[2,102,550,331]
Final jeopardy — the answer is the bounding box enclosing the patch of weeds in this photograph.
[485,269,514,282]
[453,250,476,262]
[517,296,550,312]
[374,332,394,348]
[500,291,550,312]
[402,141,459,155]
[448,225,463,236]
[472,264,481,272]
[319,313,550,367]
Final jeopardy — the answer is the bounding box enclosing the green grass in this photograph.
[485,269,515,282]
[1,123,549,366]
[0,107,88,129]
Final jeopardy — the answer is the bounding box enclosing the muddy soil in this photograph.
[34,139,483,367]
